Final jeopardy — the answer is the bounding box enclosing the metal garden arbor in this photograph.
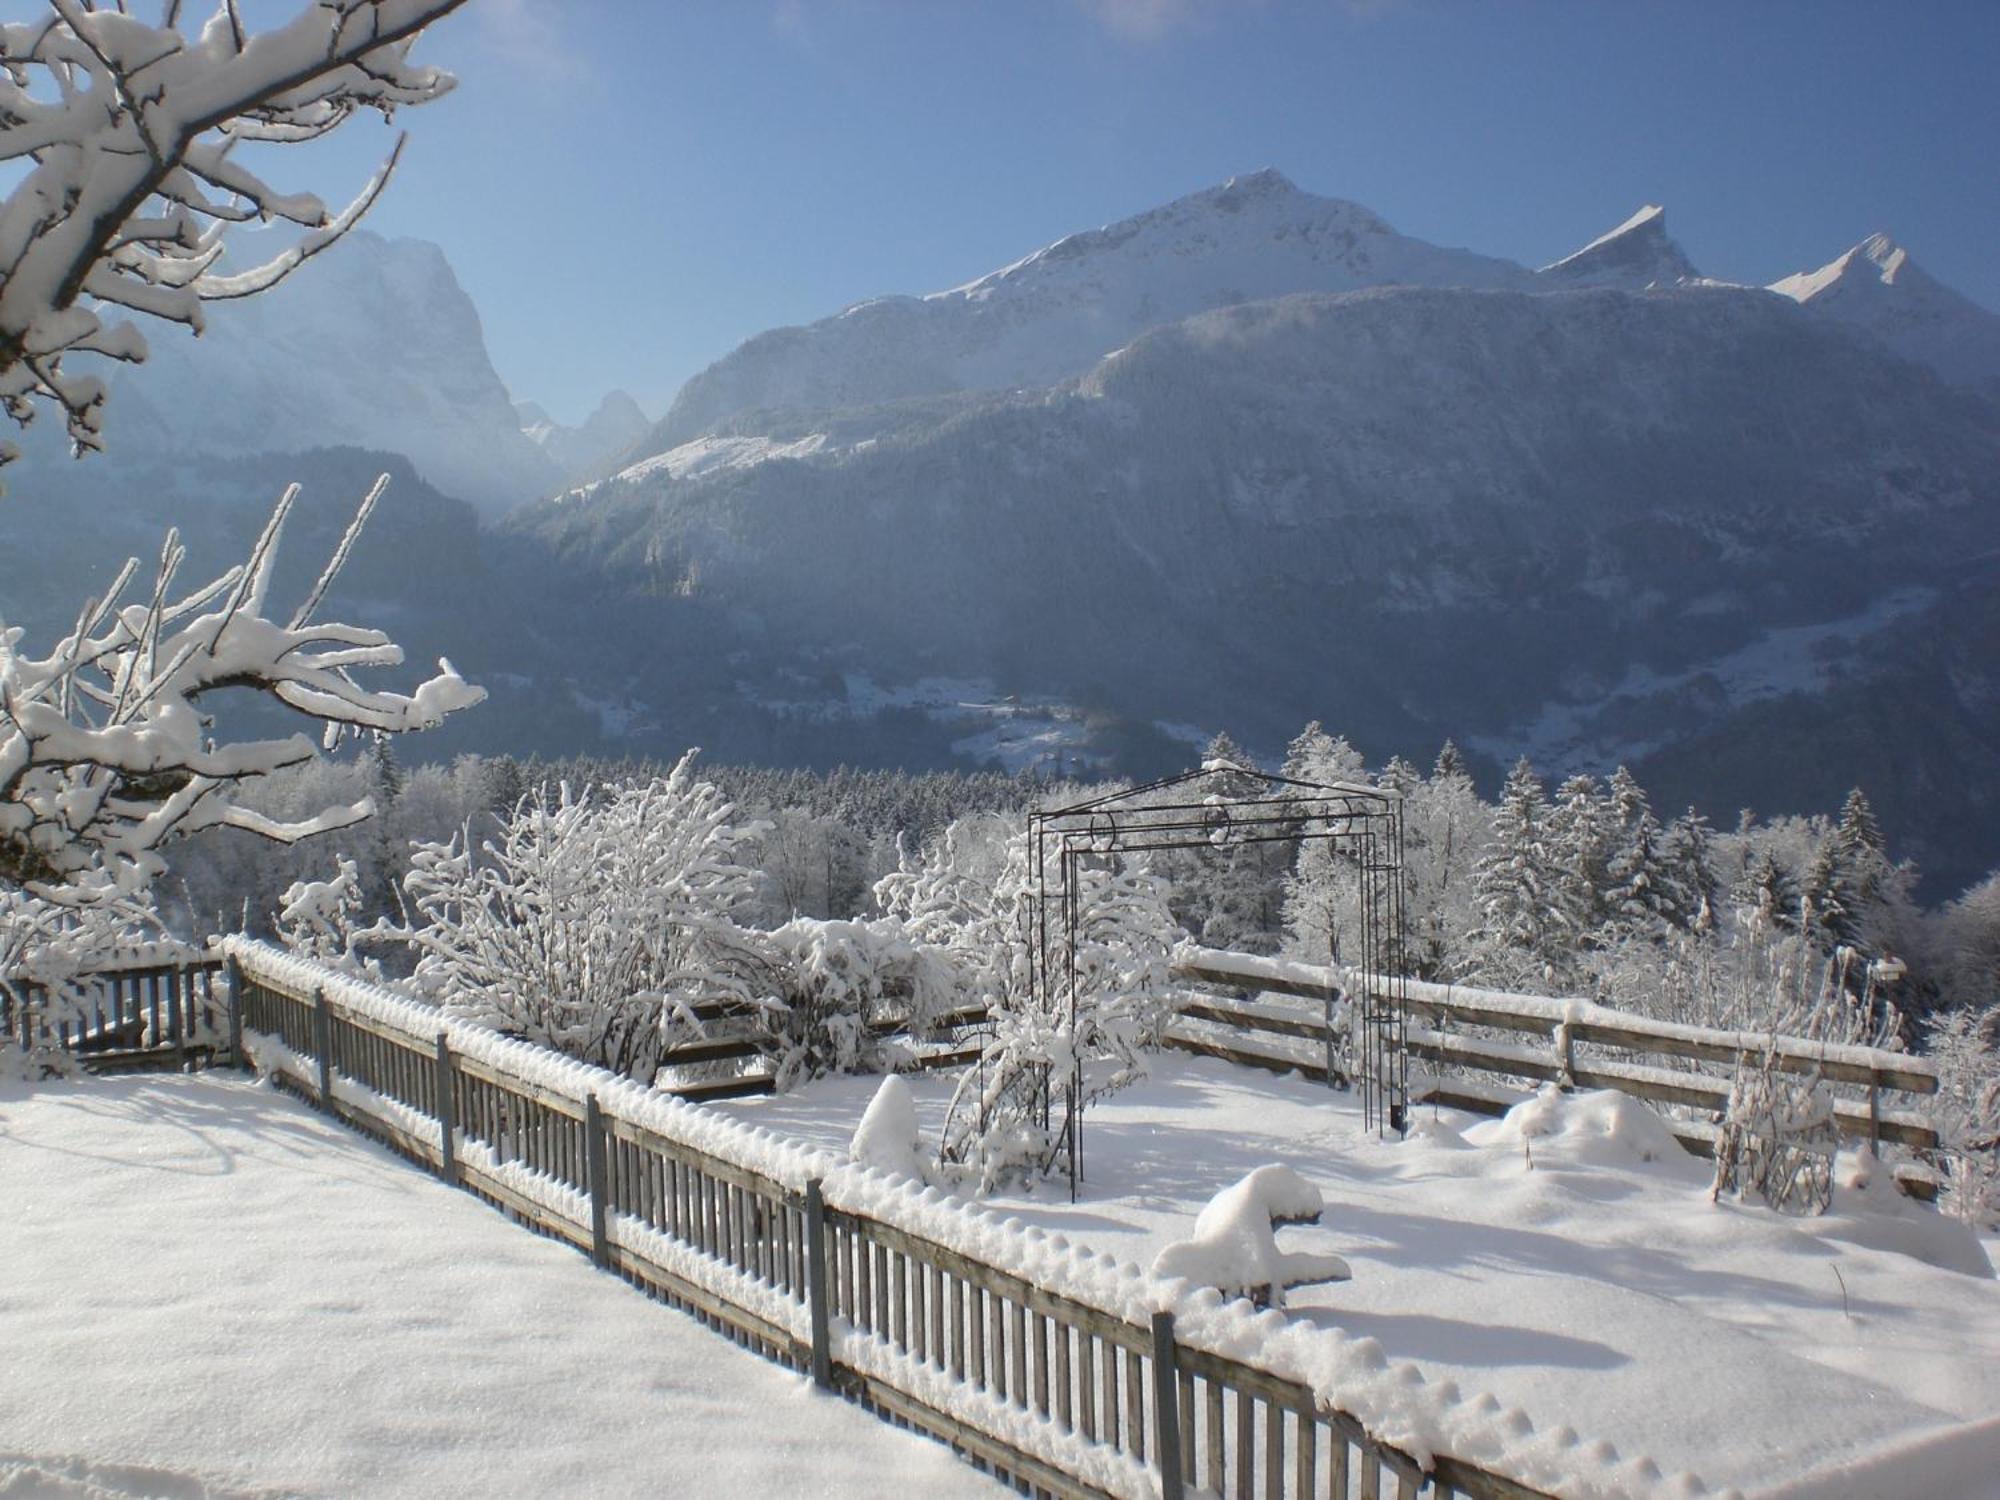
[1029,760,1410,1199]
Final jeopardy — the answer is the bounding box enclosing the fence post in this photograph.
[434,1032,457,1186]
[805,1179,833,1389]
[1867,1070,1881,1156]
[225,957,246,1069]
[1555,1020,1575,1090]
[1151,1310,1184,1500]
[312,987,333,1106]
[585,1093,610,1269]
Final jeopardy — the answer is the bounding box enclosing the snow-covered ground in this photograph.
[0,1073,1004,1500]
[718,1055,2000,1498]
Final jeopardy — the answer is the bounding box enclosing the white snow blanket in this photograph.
[722,1055,2000,1497]
[0,1073,1004,1500]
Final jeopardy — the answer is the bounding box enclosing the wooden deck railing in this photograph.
[1,952,225,1070]
[1169,946,1941,1198]
[223,941,1563,1500]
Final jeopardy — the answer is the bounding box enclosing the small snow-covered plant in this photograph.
[396,755,771,1082]
[1712,1047,1839,1215]
[273,855,382,981]
[756,916,954,1089]
[850,1074,926,1182]
[0,882,164,1078]
[1927,1005,2000,1227]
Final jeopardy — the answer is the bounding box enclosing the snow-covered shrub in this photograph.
[0,885,165,1079]
[755,917,954,1089]
[1927,1005,2000,1227]
[396,755,770,1081]
[881,821,1177,1188]
[274,856,385,981]
[850,1074,926,1181]
[1711,1049,1839,1216]
[1151,1164,1350,1309]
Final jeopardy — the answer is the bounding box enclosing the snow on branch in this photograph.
[0,476,484,898]
[0,0,465,464]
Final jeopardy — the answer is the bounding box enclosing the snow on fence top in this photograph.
[1173,943,1938,1091]
[222,939,1714,1499]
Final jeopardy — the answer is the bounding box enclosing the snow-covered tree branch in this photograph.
[0,0,465,463]
[1,476,484,897]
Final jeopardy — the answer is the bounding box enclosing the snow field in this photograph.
[0,1072,1007,1500]
[719,1053,2000,1497]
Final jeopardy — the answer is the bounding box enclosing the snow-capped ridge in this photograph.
[1771,230,2000,387]
[1539,204,1704,290]
[637,169,1530,456]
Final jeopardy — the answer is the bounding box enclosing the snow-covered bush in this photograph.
[273,856,384,981]
[1711,1049,1839,1216]
[881,821,1177,1188]
[755,916,954,1089]
[1927,1005,2000,1227]
[395,755,770,1081]
[0,884,165,1079]
[850,1074,926,1181]
[1151,1164,1351,1309]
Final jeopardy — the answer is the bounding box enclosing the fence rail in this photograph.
[222,942,1556,1500]
[2,954,225,1070]
[1168,947,1941,1198]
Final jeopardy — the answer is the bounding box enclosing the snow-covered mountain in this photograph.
[100,231,559,515]
[520,279,2000,891]
[1770,234,2000,389]
[519,390,651,487]
[633,169,1531,457]
[1538,206,1706,290]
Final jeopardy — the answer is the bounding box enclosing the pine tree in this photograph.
[1547,773,1612,941]
[1468,758,1573,988]
[1433,740,1468,782]
[1732,847,1798,932]
[1663,808,1720,931]
[1281,722,1364,786]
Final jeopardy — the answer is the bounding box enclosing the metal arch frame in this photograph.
[1028,763,1409,1201]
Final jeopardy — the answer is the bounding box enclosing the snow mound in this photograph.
[1471,1086,1683,1167]
[1153,1164,1351,1306]
[850,1075,926,1180]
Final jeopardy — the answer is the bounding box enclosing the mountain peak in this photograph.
[1770,232,2000,387]
[1539,204,1703,289]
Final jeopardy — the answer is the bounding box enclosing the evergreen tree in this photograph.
[1732,847,1798,933]
[1547,773,1612,941]
[1468,758,1573,988]
[1433,740,1468,782]
[1663,808,1720,931]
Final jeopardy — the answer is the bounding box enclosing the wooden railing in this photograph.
[1169,946,1941,1197]
[662,997,991,1102]
[2,952,225,1070]
[224,941,1563,1500]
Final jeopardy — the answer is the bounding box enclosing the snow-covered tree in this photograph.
[1927,1004,2000,1226]
[396,756,772,1081]
[1,482,483,898]
[1936,869,2000,1008]
[0,3,481,909]
[1465,757,1574,988]
[0,0,464,464]
[883,818,1177,1188]
[273,854,380,979]
[1546,773,1612,941]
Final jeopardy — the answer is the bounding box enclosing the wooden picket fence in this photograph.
[1169,946,1942,1198]
[1,953,225,1071]
[220,944,1554,1500]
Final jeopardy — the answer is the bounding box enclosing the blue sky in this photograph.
[149,1,2000,421]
